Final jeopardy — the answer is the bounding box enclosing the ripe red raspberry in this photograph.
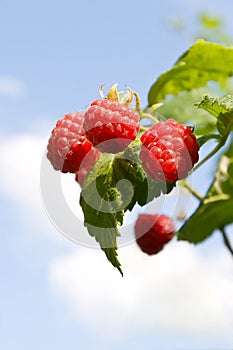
[47,112,99,173]
[140,119,199,182]
[134,214,175,255]
[83,99,140,153]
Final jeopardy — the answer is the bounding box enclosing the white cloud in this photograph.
[0,76,26,97]
[0,134,46,209]
[0,132,80,214]
[49,242,233,346]
[0,132,85,243]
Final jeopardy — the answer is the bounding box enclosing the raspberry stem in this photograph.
[132,91,162,123]
[140,112,159,123]
[132,90,141,111]
[180,180,203,201]
[138,103,163,123]
[221,227,233,256]
[140,125,147,132]
[132,90,159,123]
[192,137,226,172]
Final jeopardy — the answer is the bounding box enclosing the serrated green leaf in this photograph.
[80,153,124,276]
[178,140,233,243]
[148,40,233,105]
[195,94,233,136]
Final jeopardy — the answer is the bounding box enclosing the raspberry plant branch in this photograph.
[133,90,161,123]
[192,137,226,172]
[45,39,233,276]
[180,180,203,201]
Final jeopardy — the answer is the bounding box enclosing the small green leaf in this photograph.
[196,94,233,136]
[148,40,233,105]
[178,141,233,243]
[80,153,124,276]
[195,94,233,117]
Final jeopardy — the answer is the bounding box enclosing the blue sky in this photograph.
[1,0,233,349]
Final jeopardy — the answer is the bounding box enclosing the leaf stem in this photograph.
[140,112,159,123]
[180,180,203,201]
[192,137,225,172]
[220,228,233,257]
[140,125,147,132]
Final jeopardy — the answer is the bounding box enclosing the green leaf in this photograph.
[148,40,233,105]
[80,153,124,276]
[195,94,233,136]
[178,141,233,243]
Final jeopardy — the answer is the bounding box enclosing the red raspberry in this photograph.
[134,214,175,255]
[140,119,199,182]
[47,112,99,173]
[83,99,140,153]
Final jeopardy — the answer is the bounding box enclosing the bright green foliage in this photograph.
[80,153,124,275]
[196,95,233,137]
[148,40,233,104]
[177,94,233,243]
[178,141,233,243]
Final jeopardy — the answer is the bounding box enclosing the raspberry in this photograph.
[83,99,140,153]
[47,112,99,173]
[134,214,175,255]
[140,119,199,182]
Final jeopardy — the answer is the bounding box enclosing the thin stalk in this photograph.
[140,112,159,123]
[220,228,233,256]
[181,180,203,201]
[140,125,147,132]
[192,139,225,172]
